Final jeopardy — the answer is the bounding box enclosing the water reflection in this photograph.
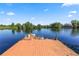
[51,28,61,32]
[71,28,79,36]
[12,29,15,34]
[22,29,33,33]
[16,29,21,32]
[37,28,41,31]
[0,28,79,54]
[0,29,25,54]
[67,44,79,54]
[51,28,61,40]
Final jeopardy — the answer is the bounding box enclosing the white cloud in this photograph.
[68,14,73,17]
[30,17,35,20]
[69,11,77,14]
[0,11,5,14]
[68,10,77,18]
[6,12,15,16]
[44,8,48,12]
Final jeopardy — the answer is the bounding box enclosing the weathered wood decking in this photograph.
[1,34,78,56]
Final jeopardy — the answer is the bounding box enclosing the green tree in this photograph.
[22,24,26,31]
[50,22,62,29]
[71,20,78,28]
[22,22,34,33]
[11,23,14,27]
[16,23,22,30]
[36,24,41,30]
[63,23,72,28]
[10,23,16,29]
[50,23,62,40]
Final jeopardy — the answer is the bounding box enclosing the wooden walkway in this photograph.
[1,34,78,56]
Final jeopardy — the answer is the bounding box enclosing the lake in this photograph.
[0,28,79,54]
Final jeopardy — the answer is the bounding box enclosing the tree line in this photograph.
[0,20,79,32]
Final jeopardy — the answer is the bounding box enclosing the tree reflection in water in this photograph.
[71,28,79,36]
[51,28,61,40]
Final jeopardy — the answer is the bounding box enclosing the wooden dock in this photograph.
[1,34,78,56]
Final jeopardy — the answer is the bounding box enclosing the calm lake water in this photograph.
[0,28,79,54]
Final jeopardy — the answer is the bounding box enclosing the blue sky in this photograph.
[0,3,79,25]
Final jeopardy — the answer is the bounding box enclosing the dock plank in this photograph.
[1,35,78,56]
